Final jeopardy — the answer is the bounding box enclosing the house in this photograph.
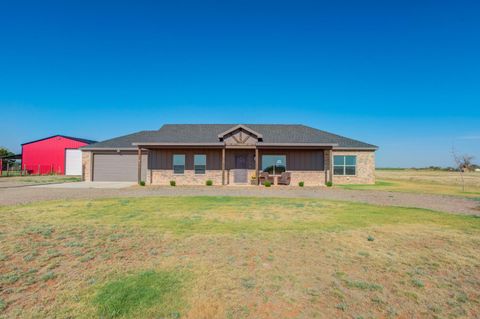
[81,124,378,185]
[22,135,96,175]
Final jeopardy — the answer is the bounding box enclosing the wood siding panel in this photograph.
[259,149,324,171]
[148,149,222,170]
[225,150,255,170]
[223,129,258,146]
[149,149,323,172]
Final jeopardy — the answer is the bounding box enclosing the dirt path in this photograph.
[1,185,479,215]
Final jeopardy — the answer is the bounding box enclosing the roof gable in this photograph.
[217,125,263,140]
[22,135,96,146]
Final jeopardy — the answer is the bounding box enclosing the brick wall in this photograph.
[332,150,375,184]
[150,169,223,185]
[289,171,326,186]
[81,151,92,181]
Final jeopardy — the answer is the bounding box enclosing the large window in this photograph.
[173,154,185,174]
[194,154,206,174]
[333,155,356,176]
[261,155,286,175]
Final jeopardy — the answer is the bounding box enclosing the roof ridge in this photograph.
[22,134,96,145]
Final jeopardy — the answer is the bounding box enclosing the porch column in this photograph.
[221,148,226,185]
[89,152,93,182]
[329,149,333,183]
[324,149,333,184]
[137,147,142,184]
[255,148,259,185]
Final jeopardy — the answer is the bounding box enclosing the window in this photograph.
[333,155,356,176]
[173,154,185,174]
[194,154,206,174]
[261,155,286,175]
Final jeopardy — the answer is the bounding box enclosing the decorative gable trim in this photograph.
[217,125,263,140]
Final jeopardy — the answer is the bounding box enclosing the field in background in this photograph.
[339,169,480,198]
[0,196,479,318]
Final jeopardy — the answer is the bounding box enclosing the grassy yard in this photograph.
[338,169,480,198]
[0,175,81,187]
[0,197,479,318]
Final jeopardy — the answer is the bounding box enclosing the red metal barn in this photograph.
[21,135,96,175]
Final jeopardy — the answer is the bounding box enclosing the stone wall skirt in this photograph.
[150,169,223,186]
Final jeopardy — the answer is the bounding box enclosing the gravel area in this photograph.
[1,185,479,216]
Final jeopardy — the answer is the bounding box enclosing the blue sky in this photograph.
[1,0,479,167]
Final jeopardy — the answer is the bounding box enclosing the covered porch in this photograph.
[134,124,335,186]
[135,145,333,186]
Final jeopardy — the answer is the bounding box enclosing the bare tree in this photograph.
[451,147,474,192]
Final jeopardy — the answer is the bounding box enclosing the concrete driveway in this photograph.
[30,181,136,189]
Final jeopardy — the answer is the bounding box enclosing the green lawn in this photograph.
[338,169,480,198]
[0,197,479,318]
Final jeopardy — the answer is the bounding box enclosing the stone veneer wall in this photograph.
[81,151,92,182]
[150,169,223,186]
[332,150,375,184]
[149,169,326,186]
[289,171,325,186]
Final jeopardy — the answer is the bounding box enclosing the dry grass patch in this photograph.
[0,196,479,318]
[339,169,480,198]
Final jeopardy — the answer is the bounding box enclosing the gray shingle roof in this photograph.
[83,124,377,150]
[81,131,157,149]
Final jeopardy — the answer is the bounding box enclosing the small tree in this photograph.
[0,147,15,171]
[0,147,14,158]
[451,147,474,192]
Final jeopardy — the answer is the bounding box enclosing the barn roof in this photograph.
[22,135,97,146]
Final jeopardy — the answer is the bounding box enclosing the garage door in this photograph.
[65,149,82,175]
[93,153,147,181]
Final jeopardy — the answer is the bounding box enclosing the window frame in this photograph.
[173,154,186,175]
[333,155,357,176]
[261,154,287,175]
[194,154,207,175]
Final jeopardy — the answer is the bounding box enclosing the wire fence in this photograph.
[0,164,63,177]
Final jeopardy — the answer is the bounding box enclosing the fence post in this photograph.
[0,158,2,177]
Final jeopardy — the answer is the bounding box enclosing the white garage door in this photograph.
[65,149,82,175]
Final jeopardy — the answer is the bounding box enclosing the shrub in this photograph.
[411,278,424,288]
[326,181,333,187]
[335,303,347,311]
[41,271,56,282]
[241,277,256,289]
[206,180,213,186]
[367,235,375,242]
[298,181,304,187]
[264,181,272,187]
[170,180,176,187]
[139,181,145,186]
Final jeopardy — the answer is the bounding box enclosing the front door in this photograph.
[234,155,248,183]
